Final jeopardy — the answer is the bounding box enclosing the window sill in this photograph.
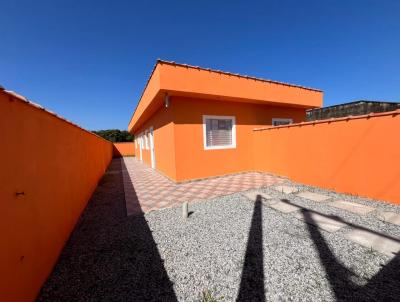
[204,145,236,150]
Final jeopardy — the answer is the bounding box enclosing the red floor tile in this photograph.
[121,158,284,215]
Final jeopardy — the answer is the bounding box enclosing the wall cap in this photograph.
[254,109,400,131]
[1,88,111,144]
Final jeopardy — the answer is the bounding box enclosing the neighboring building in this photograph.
[128,60,323,182]
[306,100,400,121]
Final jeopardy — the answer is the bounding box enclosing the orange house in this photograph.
[128,60,323,182]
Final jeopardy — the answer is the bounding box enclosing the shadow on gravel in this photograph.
[280,199,400,244]
[237,195,265,302]
[38,159,177,302]
[299,207,400,301]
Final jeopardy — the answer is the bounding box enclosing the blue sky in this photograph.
[1,0,399,130]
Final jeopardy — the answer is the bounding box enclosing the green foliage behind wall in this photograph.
[92,129,133,142]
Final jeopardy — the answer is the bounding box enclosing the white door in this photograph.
[139,135,143,161]
[149,127,156,169]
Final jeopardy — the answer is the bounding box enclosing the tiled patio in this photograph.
[121,157,285,215]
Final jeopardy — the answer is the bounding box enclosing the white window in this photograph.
[203,115,236,150]
[272,118,293,126]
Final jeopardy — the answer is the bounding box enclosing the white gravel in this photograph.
[39,162,400,301]
[145,184,400,301]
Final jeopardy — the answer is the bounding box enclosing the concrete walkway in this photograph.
[121,157,284,215]
[249,186,400,256]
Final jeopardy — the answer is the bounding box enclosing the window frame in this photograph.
[272,118,293,126]
[202,115,236,150]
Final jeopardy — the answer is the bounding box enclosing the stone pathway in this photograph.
[297,191,332,202]
[378,211,400,226]
[243,185,400,258]
[273,185,299,194]
[121,157,284,215]
[344,229,400,256]
[330,200,375,215]
[267,199,299,213]
[293,210,347,232]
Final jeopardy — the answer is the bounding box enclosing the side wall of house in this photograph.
[0,91,113,302]
[133,105,177,180]
[253,111,400,204]
[172,96,307,182]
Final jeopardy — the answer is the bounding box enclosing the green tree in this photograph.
[92,129,134,142]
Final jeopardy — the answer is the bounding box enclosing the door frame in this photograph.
[149,127,156,169]
[139,133,143,161]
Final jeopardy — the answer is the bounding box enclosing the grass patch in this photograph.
[199,289,219,302]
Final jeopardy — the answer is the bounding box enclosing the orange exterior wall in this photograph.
[128,60,323,183]
[253,111,400,204]
[134,105,177,180]
[113,142,135,157]
[0,90,113,302]
[158,62,322,108]
[172,97,307,181]
[128,61,323,133]
[134,96,308,182]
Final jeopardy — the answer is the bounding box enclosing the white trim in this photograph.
[149,127,156,169]
[144,131,148,150]
[139,133,143,161]
[202,115,236,150]
[272,118,293,126]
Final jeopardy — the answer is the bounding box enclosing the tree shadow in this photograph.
[38,158,177,301]
[237,195,265,302]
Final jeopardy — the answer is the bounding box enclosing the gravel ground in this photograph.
[38,161,400,301]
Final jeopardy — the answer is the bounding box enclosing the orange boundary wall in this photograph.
[113,142,135,157]
[253,110,400,204]
[0,90,113,301]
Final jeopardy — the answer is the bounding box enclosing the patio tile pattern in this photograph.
[121,157,284,215]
